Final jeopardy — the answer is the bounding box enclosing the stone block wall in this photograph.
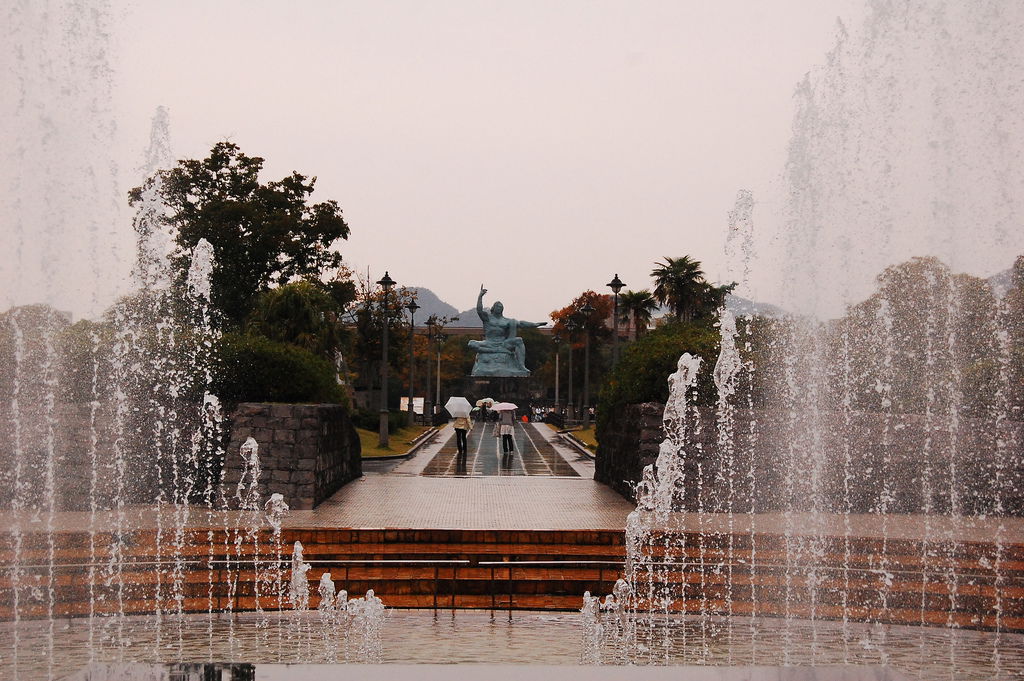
[597,403,1024,515]
[594,402,664,501]
[222,403,361,510]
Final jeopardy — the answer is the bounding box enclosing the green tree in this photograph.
[651,255,735,322]
[596,319,720,432]
[835,256,1005,417]
[347,281,416,403]
[129,142,351,325]
[617,289,657,340]
[246,279,353,359]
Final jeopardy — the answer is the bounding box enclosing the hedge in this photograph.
[213,332,347,405]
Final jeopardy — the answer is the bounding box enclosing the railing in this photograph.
[3,555,1017,621]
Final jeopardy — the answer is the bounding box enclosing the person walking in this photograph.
[453,414,472,472]
[495,409,516,456]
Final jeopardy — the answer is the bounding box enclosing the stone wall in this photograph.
[595,402,665,501]
[222,403,361,510]
[597,403,1024,515]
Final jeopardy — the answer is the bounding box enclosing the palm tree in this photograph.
[651,256,706,321]
[651,256,737,322]
[618,289,657,340]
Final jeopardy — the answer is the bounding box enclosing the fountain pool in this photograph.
[3,610,1024,680]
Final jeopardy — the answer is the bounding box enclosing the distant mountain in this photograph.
[406,287,460,323]
[650,295,788,321]
[725,294,788,318]
[452,310,480,327]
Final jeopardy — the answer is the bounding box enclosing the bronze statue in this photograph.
[468,285,546,377]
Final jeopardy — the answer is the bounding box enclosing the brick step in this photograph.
[642,531,1024,560]
[5,563,1018,615]
[637,545,1024,575]
[9,542,1021,579]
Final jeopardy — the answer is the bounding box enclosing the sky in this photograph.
[102,0,869,322]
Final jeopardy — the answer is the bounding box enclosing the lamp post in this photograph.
[580,301,595,428]
[377,271,396,448]
[552,336,561,414]
[435,333,447,407]
[421,314,457,423]
[406,300,420,423]
[424,316,436,422]
[565,319,575,423]
[607,273,625,368]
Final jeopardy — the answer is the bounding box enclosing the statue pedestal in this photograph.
[468,342,530,377]
[470,376,534,403]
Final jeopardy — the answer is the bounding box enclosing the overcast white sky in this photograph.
[107,0,867,321]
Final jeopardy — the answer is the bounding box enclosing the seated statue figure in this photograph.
[468,285,547,377]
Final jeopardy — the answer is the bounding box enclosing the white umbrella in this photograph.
[445,396,473,418]
[476,397,494,407]
[491,401,518,411]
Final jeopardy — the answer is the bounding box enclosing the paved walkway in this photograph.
[390,422,594,477]
[286,475,635,530]
[295,422,632,530]
[419,422,577,477]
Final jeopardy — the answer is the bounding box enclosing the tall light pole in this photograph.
[377,271,396,447]
[580,301,595,429]
[424,316,436,423]
[552,336,561,413]
[421,314,457,423]
[406,300,420,423]
[435,333,447,407]
[607,273,625,368]
[566,319,575,423]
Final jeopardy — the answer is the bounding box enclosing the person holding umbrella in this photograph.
[491,402,518,458]
[445,397,474,471]
[474,397,493,424]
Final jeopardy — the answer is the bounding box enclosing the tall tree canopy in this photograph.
[246,280,350,359]
[618,289,657,339]
[129,142,350,325]
[550,290,612,347]
[651,255,735,322]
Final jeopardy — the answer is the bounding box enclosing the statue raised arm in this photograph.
[468,285,547,377]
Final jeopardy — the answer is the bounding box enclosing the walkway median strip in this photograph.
[558,430,594,459]
[360,426,439,460]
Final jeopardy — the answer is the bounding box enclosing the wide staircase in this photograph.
[3,522,1024,633]
[0,526,626,618]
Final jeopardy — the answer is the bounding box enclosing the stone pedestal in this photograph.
[469,376,534,403]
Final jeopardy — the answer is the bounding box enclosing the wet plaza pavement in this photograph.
[288,423,631,530]
[419,421,579,477]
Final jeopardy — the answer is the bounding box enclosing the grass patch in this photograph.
[545,423,598,452]
[357,425,432,458]
[573,426,598,451]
